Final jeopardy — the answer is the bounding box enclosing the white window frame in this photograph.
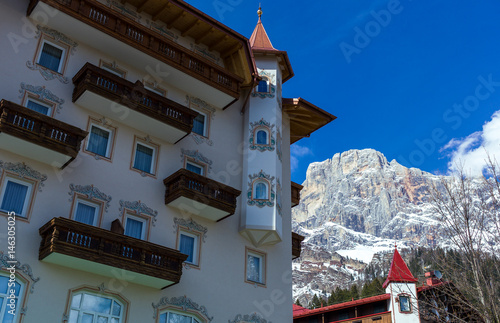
[99,60,127,78]
[132,141,157,175]
[144,83,166,97]
[245,248,266,285]
[0,176,34,219]
[123,213,148,240]
[25,97,53,116]
[185,160,204,176]
[177,229,201,267]
[192,110,208,137]
[72,198,100,226]
[67,290,125,323]
[159,310,204,323]
[36,39,66,74]
[0,273,25,323]
[85,123,114,159]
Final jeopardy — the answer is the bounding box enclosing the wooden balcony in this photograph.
[73,63,198,143]
[39,217,187,289]
[330,311,392,323]
[164,169,241,222]
[291,181,304,207]
[292,232,305,260]
[0,100,87,168]
[28,0,245,108]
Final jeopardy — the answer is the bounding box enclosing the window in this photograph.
[245,248,266,285]
[37,40,65,73]
[0,176,33,218]
[123,214,147,240]
[143,81,166,97]
[84,120,116,160]
[68,291,125,323]
[254,181,268,200]
[99,60,127,78]
[256,129,268,145]
[133,143,155,174]
[257,79,268,93]
[178,230,200,267]
[399,295,411,313]
[73,199,99,226]
[159,311,202,323]
[0,274,24,323]
[192,112,207,137]
[185,161,204,175]
[25,98,52,116]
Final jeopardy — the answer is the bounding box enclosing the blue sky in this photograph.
[187,0,500,183]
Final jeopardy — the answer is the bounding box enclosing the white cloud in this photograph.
[442,110,500,176]
[291,145,313,173]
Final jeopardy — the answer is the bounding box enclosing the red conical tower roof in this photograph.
[382,248,418,289]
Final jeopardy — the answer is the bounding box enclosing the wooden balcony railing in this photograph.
[330,311,392,323]
[28,0,243,98]
[39,217,187,289]
[0,100,87,168]
[164,169,241,221]
[292,232,305,259]
[73,63,198,135]
[291,181,304,207]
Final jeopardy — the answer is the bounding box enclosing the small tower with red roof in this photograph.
[383,247,421,322]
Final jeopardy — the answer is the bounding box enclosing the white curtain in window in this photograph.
[125,218,143,239]
[133,144,153,173]
[27,100,49,115]
[39,43,63,72]
[1,181,28,215]
[88,126,109,157]
[75,203,96,225]
[179,234,195,263]
[192,114,205,136]
[255,182,267,200]
[256,130,267,144]
[247,255,260,282]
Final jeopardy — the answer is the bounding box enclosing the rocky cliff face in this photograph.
[292,149,446,304]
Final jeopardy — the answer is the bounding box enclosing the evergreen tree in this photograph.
[295,298,302,307]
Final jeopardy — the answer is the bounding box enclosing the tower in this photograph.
[383,248,421,323]
[239,7,294,247]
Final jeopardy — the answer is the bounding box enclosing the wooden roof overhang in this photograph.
[120,0,257,88]
[252,48,294,83]
[283,98,336,144]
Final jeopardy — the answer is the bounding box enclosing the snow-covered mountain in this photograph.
[292,149,447,304]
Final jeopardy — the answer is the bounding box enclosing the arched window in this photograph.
[257,80,268,93]
[254,182,268,200]
[159,311,203,323]
[256,130,268,145]
[0,274,24,322]
[68,291,125,322]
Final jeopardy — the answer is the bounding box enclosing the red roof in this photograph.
[293,294,391,318]
[249,15,276,51]
[293,304,308,315]
[382,248,418,289]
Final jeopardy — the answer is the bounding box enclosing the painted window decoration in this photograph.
[153,296,212,323]
[123,214,147,240]
[119,200,158,238]
[245,248,266,286]
[173,218,207,269]
[65,286,128,323]
[25,97,52,116]
[181,149,213,176]
[84,118,117,161]
[398,294,412,313]
[131,136,159,177]
[68,184,112,227]
[0,161,46,221]
[251,70,276,98]
[247,170,275,208]
[143,80,167,97]
[276,179,282,216]
[73,199,100,226]
[27,26,78,84]
[249,119,276,152]
[188,96,215,146]
[99,60,127,78]
[0,273,24,323]
[186,161,204,175]
[229,313,270,323]
[276,127,282,162]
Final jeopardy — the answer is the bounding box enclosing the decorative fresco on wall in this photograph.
[0,161,47,192]
[229,313,270,323]
[119,200,158,226]
[251,69,276,99]
[173,217,208,242]
[0,254,40,294]
[180,149,213,173]
[68,184,112,212]
[152,295,213,322]
[249,118,276,152]
[19,83,64,114]
[247,170,275,208]
[276,126,282,162]
[190,44,221,65]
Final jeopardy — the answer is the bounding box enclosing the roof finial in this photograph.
[257,4,262,19]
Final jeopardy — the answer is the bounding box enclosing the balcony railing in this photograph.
[39,217,187,289]
[330,311,392,323]
[73,63,198,142]
[164,169,241,222]
[292,232,305,260]
[0,100,87,168]
[291,181,304,207]
[28,0,243,99]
